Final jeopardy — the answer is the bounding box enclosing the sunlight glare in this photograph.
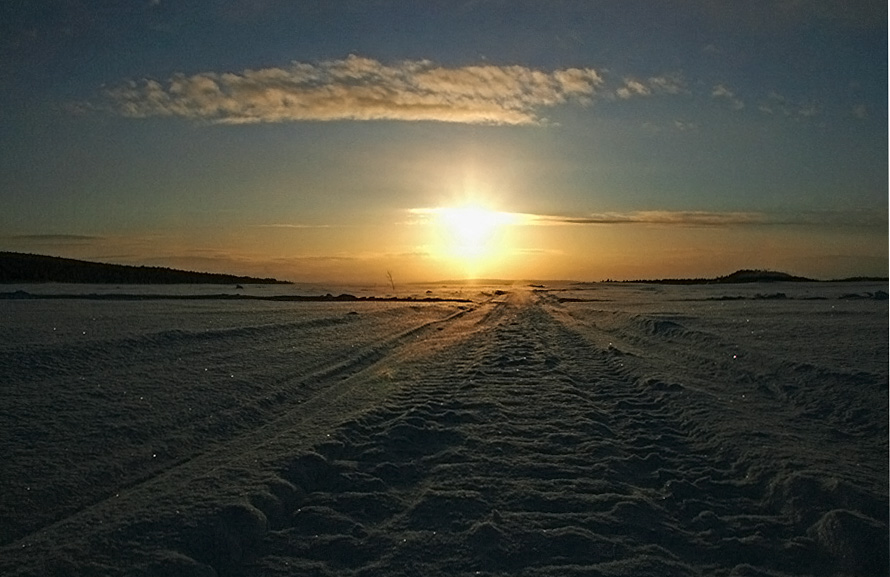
[438,206,514,258]
[411,204,524,278]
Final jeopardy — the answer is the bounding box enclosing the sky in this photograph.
[1,0,886,282]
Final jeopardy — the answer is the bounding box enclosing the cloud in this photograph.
[407,208,771,227]
[104,55,604,126]
[641,119,697,133]
[407,207,883,228]
[852,104,868,119]
[673,120,698,131]
[532,210,767,226]
[712,84,744,110]
[758,92,824,120]
[257,223,334,229]
[797,104,819,118]
[616,78,651,99]
[3,234,105,251]
[5,234,103,241]
[527,209,885,228]
[616,73,686,99]
[648,74,688,95]
[758,91,786,115]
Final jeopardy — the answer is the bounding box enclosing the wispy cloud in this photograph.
[104,55,604,126]
[407,208,883,228]
[537,209,886,227]
[5,234,103,241]
[408,208,769,227]
[797,103,819,118]
[758,90,787,115]
[616,73,687,99]
[2,234,105,247]
[758,92,823,119]
[616,78,651,99]
[712,84,744,110]
[257,223,334,229]
[530,210,767,226]
[673,120,699,131]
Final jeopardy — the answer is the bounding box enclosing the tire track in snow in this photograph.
[0,302,476,550]
[202,289,884,577]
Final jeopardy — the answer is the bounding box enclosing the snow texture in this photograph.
[1,282,887,576]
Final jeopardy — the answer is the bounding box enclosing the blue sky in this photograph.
[1,1,886,281]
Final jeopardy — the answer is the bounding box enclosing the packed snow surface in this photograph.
[1,281,887,576]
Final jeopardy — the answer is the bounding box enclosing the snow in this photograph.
[1,281,886,576]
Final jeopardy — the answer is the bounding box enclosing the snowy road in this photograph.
[1,284,887,576]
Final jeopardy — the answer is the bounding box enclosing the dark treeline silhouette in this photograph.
[624,269,814,284]
[0,291,472,303]
[0,252,289,284]
[618,269,887,284]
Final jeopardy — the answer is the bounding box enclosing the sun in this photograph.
[415,204,520,277]
[437,206,512,258]
[408,202,527,277]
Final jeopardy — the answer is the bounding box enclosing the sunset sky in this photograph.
[1,1,886,282]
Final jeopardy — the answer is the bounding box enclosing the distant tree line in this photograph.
[623,269,815,284]
[0,252,289,284]
[618,269,886,284]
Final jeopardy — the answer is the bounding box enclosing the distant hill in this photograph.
[626,269,817,284]
[713,269,815,283]
[0,252,289,284]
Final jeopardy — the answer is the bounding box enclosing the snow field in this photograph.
[1,283,886,576]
